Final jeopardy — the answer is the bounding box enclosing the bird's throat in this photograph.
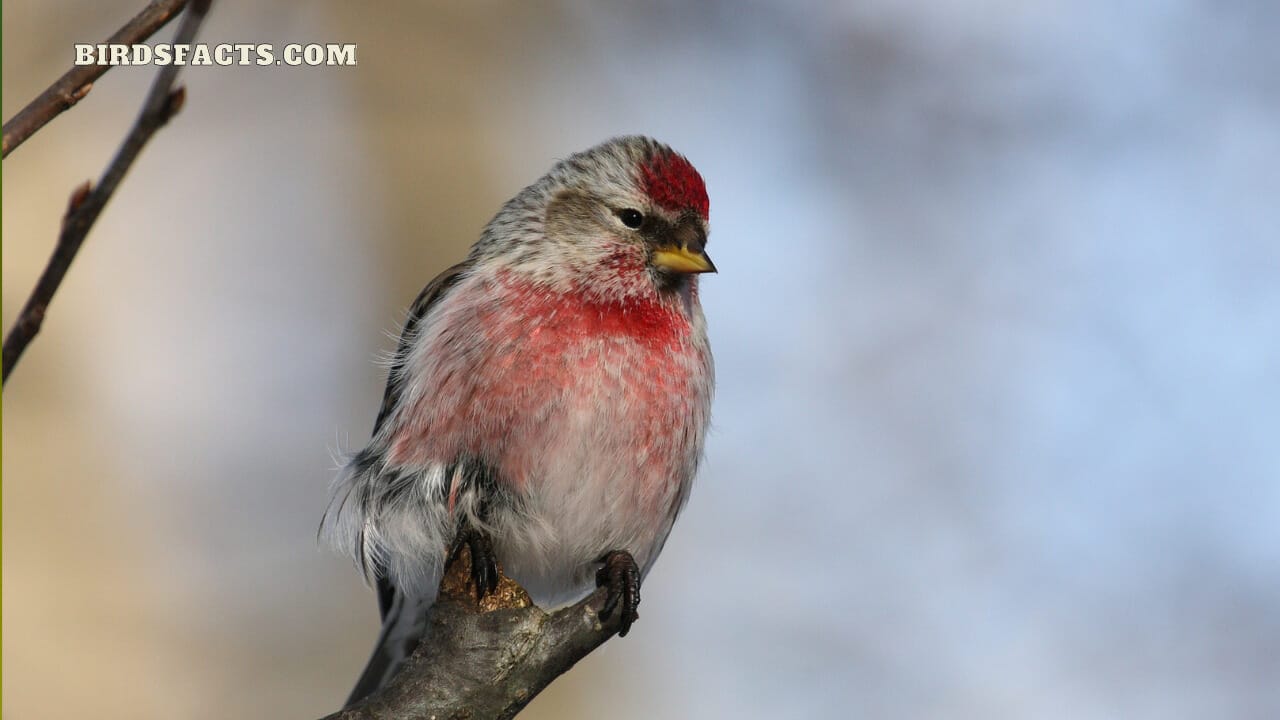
[493,272,693,347]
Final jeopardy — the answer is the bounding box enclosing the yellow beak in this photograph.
[651,246,717,274]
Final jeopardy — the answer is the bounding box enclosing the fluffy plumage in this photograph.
[323,136,714,704]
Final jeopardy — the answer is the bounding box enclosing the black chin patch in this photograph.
[651,266,691,294]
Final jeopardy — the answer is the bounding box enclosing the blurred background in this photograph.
[4,1,1279,718]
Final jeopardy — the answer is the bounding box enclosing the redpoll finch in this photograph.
[323,136,715,705]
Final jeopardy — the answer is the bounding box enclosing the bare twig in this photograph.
[1,0,213,385]
[2,0,191,158]
[320,548,627,720]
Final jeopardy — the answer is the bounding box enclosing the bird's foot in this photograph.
[596,550,641,636]
[448,526,499,602]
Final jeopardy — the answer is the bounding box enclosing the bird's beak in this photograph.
[651,245,717,274]
[649,215,716,274]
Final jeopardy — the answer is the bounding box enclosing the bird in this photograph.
[322,135,715,706]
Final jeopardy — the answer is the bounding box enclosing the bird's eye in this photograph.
[616,208,644,229]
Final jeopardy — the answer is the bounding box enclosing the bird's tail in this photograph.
[345,578,433,707]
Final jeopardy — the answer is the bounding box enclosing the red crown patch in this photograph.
[641,151,709,219]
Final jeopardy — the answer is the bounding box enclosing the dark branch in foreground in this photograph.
[1,0,191,158]
[320,547,627,720]
[1,0,212,385]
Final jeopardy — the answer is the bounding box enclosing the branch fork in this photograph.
[324,547,627,720]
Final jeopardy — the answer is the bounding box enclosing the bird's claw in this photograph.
[449,526,499,602]
[596,550,641,636]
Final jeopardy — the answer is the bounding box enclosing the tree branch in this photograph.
[320,548,626,720]
[1,0,191,159]
[1,0,212,385]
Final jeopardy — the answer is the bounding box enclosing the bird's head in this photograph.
[476,136,713,301]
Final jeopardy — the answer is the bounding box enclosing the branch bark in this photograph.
[320,548,626,720]
[1,0,191,158]
[1,0,212,385]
